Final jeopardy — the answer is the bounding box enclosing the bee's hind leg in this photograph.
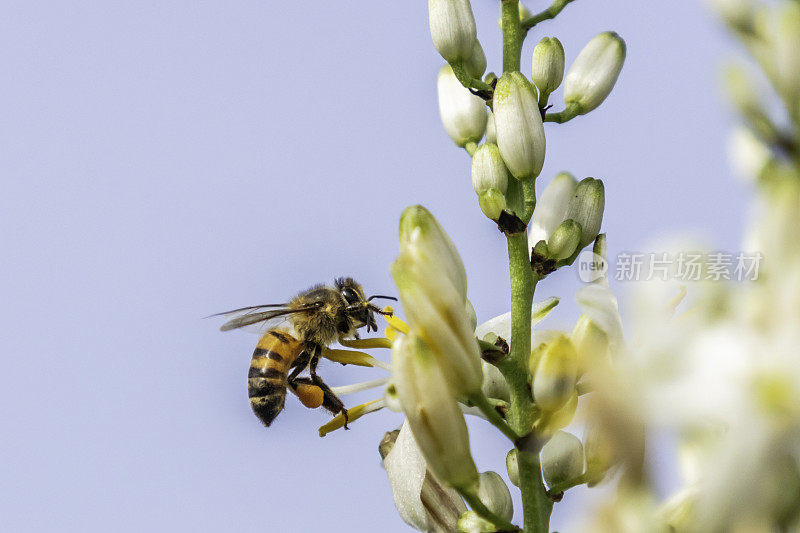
[309,348,349,428]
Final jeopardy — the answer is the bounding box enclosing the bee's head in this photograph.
[335,277,396,333]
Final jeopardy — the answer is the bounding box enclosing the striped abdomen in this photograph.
[248,330,304,426]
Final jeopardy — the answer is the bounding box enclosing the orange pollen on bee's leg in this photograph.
[295,383,325,409]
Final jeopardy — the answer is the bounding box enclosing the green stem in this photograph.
[451,60,493,92]
[506,233,549,533]
[546,473,589,497]
[458,488,520,532]
[501,0,524,72]
[501,5,550,531]
[521,0,578,31]
[469,393,520,442]
[544,105,580,124]
[465,141,478,157]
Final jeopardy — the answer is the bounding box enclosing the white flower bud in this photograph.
[485,111,497,144]
[571,314,610,374]
[564,32,626,115]
[583,418,617,485]
[393,333,480,490]
[472,143,509,195]
[464,40,487,79]
[476,471,514,521]
[528,172,578,248]
[547,219,582,260]
[428,0,477,63]
[399,205,467,300]
[541,431,585,488]
[478,189,507,221]
[493,72,547,180]
[728,127,772,182]
[394,206,483,396]
[481,360,510,402]
[464,298,477,332]
[563,177,605,248]
[437,66,488,147]
[531,335,579,412]
[532,37,565,97]
[506,449,520,487]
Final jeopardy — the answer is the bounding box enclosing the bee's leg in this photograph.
[288,376,325,409]
[286,350,312,382]
[309,348,349,428]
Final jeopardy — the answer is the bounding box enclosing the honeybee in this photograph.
[214,277,395,427]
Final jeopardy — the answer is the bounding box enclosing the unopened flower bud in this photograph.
[532,335,579,412]
[485,112,497,144]
[584,418,617,485]
[476,471,513,521]
[472,143,509,195]
[541,431,585,488]
[564,32,626,115]
[546,391,578,431]
[547,219,582,260]
[394,207,483,396]
[571,314,610,373]
[532,37,565,97]
[529,172,578,248]
[464,298,477,331]
[458,511,495,533]
[464,41,487,79]
[493,72,546,180]
[393,334,479,489]
[399,205,467,300]
[481,360,510,402]
[478,189,507,221]
[429,0,477,63]
[437,65,488,147]
[563,177,605,248]
[506,449,520,487]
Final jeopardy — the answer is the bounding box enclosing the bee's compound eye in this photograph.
[342,287,359,304]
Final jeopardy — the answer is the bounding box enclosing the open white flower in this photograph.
[382,421,468,531]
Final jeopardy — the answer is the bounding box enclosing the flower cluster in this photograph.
[314,1,630,530]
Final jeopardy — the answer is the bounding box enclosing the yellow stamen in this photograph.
[385,313,410,335]
[318,399,385,437]
[385,327,398,342]
[321,347,390,370]
[340,338,393,349]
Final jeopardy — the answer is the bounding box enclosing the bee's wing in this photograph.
[212,303,321,333]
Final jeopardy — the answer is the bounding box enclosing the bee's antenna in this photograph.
[368,295,398,302]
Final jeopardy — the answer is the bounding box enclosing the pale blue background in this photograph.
[1,1,745,531]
